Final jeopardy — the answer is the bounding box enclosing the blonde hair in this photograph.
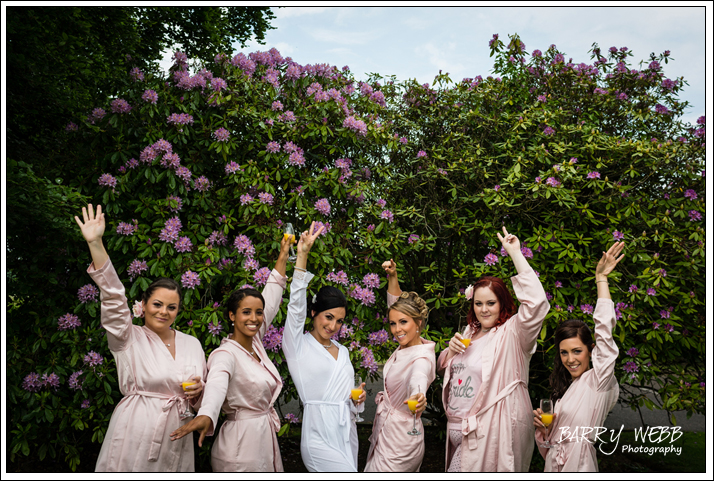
[388,291,429,331]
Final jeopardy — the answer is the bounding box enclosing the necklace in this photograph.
[165,343,171,347]
[320,340,332,349]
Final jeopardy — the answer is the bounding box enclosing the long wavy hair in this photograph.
[549,320,594,403]
[466,276,516,333]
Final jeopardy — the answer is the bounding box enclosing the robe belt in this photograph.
[304,400,351,444]
[459,379,526,451]
[123,390,187,462]
[225,406,281,433]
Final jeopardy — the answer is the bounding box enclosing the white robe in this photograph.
[281,270,364,472]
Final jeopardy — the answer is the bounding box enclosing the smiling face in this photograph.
[311,307,346,344]
[388,309,422,348]
[142,288,180,333]
[472,286,501,329]
[229,296,265,343]
[559,336,593,379]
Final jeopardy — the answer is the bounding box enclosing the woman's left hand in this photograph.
[496,225,521,255]
[404,392,427,415]
[595,241,625,278]
[352,382,366,406]
[184,375,203,400]
[279,231,293,257]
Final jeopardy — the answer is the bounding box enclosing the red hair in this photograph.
[467,276,517,333]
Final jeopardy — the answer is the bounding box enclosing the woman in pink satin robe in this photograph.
[533,242,623,472]
[75,204,206,472]
[364,259,436,472]
[437,226,550,472]
[170,236,291,471]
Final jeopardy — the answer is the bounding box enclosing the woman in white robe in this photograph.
[281,222,366,472]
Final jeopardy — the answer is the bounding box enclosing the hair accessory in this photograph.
[399,292,409,299]
[132,300,144,318]
[312,294,317,303]
[464,285,474,301]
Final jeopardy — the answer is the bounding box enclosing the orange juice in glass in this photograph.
[353,375,364,422]
[541,413,554,426]
[461,338,471,348]
[351,388,363,401]
[182,381,197,391]
[407,399,419,412]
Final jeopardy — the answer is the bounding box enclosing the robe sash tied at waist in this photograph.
[226,406,281,433]
[368,391,414,450]
[122,390,187,462]
[460,379,526,451]
[304,400,351,444]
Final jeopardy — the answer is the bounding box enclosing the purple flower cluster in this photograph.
[207,230,228,248]
[408,234,420,244]
[580,304,594,315]
[167,113,194,127]
[240,193,253,205]
[194,176,212,193]
[284,413,300,424]
[543,126,555,136]
[88,107,106,124]
[263,325,284,352]
[254,267,271,287]
[647,288,657,296]
[484,253,499,266]
[629,284,638,293]
[659,309,671,319]
[116,221,137,235]
[284,141,306,167]
[359,346,379,375]
[174,236,193,253]
[684,189,697,200]
[266,141,281,153]
[272,100,283,111]
[623,361,639,373]
[98,173,117,190]
[159,216,182,244]
[243,257,259,271]
[181,270,201,289]
[234,235,256,257]
[22,372,43,392]
[78,284,99,303]
[362,273,380,289]
[315,198,331,216]
[368,329,389,346]
[545,177,561,188]
[207,322,224,336]
[68,370,84,390]
[313,221,331,236]
[129,67,144,82]
[81,399,91,409]
[688,210,702,221]
[343,116,367,136]
[587,171,601,179]
[521,246,534,259]
[40,372,60,390]
[84,351,104,367]
[258,192,274,205]
[613,230,624,241]
[225,161,242,174]
[655,104,669,115]
[213,127,230,142]
[211,77,227,91]
[278,111,296,122]
[350,285,375,306]
[66,121,78,132]
[380,210,394,223]
[327,270,349,286]
[58,313,81,331]
[141,89,158,104]
[160,152,181,170]
[111,98,132,114]
[127,259,148,280]
[626,347,639,357]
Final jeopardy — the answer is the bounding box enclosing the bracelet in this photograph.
[294,267,306,272]
[596,280,608,284]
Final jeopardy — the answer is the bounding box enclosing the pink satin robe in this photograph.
[196,269,287,472]
[88,259,207,472]
[535,298,619,472]
[437,268,550,472]
[364,338,436,472]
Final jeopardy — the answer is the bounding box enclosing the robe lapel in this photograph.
[471,328,496,415]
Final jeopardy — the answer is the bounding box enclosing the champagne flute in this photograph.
[180,365,196,420]
[352,375,364,422]
[407,385,422,436]
[284,223,297,263]
[538,398,554,448]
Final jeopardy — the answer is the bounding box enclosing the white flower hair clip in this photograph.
[132,300,144,318]
[464,285,474,301]
[312,294,317,304]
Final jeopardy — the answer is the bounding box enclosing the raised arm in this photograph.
[498,226,550,354]
[382,259,402,306]
[77,204,133,351]
[591,242,624,391]
[281,222,324,360]
[259,235,290,339]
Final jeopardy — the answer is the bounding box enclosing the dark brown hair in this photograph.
[142,278,183,309]
[549,320,594,403]
[225,288,265,333]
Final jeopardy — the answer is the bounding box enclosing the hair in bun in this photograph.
[388,291,429,331]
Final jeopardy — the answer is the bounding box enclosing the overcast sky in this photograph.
[222,5,708,127]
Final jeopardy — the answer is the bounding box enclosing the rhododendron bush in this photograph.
[7,34,704,470]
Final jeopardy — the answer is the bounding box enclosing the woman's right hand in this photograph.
[533,408,555,437]
[170,414,212,447]
[447,332,468,357]
[296,221,325,256]
[381,259,397,278]
[74,204,105,244]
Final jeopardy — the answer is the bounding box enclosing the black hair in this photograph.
[307,286,347,318]
[142,278,183,309]
[224,288,265,333]
[549,320,595,403]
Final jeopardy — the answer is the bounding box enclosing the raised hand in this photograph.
[296,221,325,256]
[595,242,625,278]
[74,204,105,244]
[496,226,520,255]
[382,259,397,278]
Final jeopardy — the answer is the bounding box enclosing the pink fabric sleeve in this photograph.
[408,358,433,396]
[591,298,618,392]
[534,429,549,460]
[510,268,551,355]
[259,268,287,339]
[436,347,451,377]
[387,292,399,308]
[197,351,233,437]
[86,259,133,352]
